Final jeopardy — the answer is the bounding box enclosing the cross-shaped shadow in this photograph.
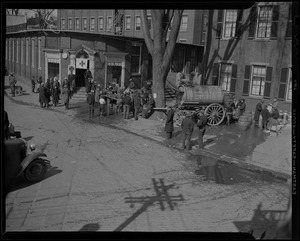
[114,178,184,231]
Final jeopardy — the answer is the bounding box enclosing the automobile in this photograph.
[4,131,49,194]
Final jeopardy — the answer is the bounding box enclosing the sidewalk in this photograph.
[4,77,292,181]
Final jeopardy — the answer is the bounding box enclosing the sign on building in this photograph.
[76,58,88,69]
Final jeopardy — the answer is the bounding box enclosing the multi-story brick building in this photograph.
[6,9,207,89]
[204,2,292,112]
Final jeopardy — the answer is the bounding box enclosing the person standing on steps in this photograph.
[61,77,71,110]
[87,90,96,118]
[254,98,264,127]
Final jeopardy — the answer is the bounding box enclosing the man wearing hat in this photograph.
[196,109,208,149]
[61,77,71,109]
[165,104,175,139]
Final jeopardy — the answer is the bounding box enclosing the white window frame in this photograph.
[125,15,131,31]
[26,38,29,66]
[75,18,80,30]
[223,10,238,39]
[38,38,41,69]
[61,18,66,30]
[250,65,267,97]
[31,38,35,68]
[286,68,292,101]
[83,18,87,30]
[90,17,95,31]
[21,39,23,64]
[135,15,141,31]
[180,15,188,32]
[256,5,273,39]
[220,63,233,92]
[98,17,104,31]
[107,16,112,31]
[68,18,72,30]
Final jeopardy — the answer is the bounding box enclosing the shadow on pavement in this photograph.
[78,223,101,232]
[7,165,62,193]
[233,202,289,239]
[114,178,184,231]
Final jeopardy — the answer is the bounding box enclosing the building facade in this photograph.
[205,2,292,112]
[6,9,207,90]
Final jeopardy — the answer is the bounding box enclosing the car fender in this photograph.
[17,152,47,177]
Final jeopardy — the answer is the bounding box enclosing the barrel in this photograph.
[178,85,224,105]
[238,114,251,130]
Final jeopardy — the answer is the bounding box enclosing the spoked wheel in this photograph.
[15,87,23,96]
[23,158,47,182]
[204,103,225,126]
[174,110,193,127]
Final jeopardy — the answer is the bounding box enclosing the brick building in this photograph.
[6,9,207,89]
[204,2,292,112]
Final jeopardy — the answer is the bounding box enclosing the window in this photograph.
[220,63,232,91]
[250,65,266,96]
[135,16,141,31]
[131,45,141,74]
[147,15,152,31]
[223,10,237,38]
[90,17,95,31]
[190,49,197,72]
[38,38,41,69]
[257,6,273,38]
[26,39,29,66]
[21,39,23,64]
[75,18,80,30]
[61,18,66,30]
[83,18,87,30]
[31,38,35,67]
[286,68,292,100]
[125,16,131,30]
[107,16,112,31]
[98,17,104,30]
[180,15,188,31]
[68,18,72,30]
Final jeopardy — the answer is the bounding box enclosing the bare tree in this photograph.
[140,9,183,109]
[6,9,20,15]
[29,9,55,29]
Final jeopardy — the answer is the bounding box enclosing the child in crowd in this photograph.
[99,95,106,117]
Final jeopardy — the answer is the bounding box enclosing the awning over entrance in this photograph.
[104,52,128,64]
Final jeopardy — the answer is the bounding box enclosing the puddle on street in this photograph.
[195,155,288,185]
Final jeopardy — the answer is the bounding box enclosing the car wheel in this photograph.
[23,159,47,182]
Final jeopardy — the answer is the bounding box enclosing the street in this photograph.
[4,93,290,237]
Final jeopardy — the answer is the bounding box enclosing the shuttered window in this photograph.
[212,62,220,85]
[220,63,232,91]
[216,10,223,38]
[242,65,251,95]
[278,68,292,101]
[248,6,257,39]
[223,10,237,38]
[230,64,237,93]
[256,5,278,39]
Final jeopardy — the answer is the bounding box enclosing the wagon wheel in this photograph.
[15,87,23,96]
[174,110,192,127]
[204,103,225,126]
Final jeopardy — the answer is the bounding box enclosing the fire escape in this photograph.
[113,9,125,35]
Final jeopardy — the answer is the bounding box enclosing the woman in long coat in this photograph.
[39,83,48,108]
[61,77,70,109]
[254,98,264,127]
[52,79,60,107]
[165,106,175,139]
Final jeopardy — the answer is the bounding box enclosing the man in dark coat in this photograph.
[39,83,48,108]
[31,76,36,93]
[165,106,175,139]
[181,114,195,150]
[52,78,60,107]
[68,71,76,98]
[254,98,264,127]
[261,105,270,131]
[87,90,96,118]
[196,109,208,149]
[9,73,17,97]
[132,90,142,120]
[84,68,93,94]
[122,92,132,119]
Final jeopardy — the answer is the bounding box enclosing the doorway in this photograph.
[107,65,121,86]
[48,62,59,80]
[75,69,86,87]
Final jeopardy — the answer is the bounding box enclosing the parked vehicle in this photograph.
[4,130,49,192]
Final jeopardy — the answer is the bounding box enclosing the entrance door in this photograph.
[48,62,59,80]
[75,69,86,87]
